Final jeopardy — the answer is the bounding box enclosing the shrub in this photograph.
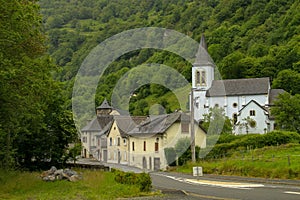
[114,170,152,192]
[164,147,177,166]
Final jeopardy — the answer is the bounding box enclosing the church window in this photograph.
[249,120,256,128]
[250,110,256,116]
[144,141,146,151]
[109,137,112,146]
[201,71,206,85]
[195,70,206,86]
[233,103,238,108]
[196,71,200,85]
[233,113,237,124]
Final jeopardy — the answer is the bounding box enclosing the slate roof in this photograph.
[194,34,215,67]
[96,98,112,109]
[206,77,270,97]
[268,89,285,105]
[81,118,101,132]
[128,112,185,137]
[114,116,147,137]
[81,115,113,135]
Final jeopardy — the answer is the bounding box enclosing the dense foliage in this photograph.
[39,0,300,115]
[0,0,77,169]
[271,92,300,133]
[204,131,300,159]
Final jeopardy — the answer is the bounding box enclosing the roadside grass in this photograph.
[0,169,156,200]
[174,143,300,180]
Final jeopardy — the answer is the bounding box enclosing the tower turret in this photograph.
[192,34,215,90]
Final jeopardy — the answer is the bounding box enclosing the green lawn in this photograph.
[175,143,300,179]
[0,169,155,200]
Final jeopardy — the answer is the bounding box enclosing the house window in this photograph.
[123,138,127,145]
[109,137,112,146]
[155,138,159,152]
[144,141,146,151]
[132,141,135,151]
[181,122,189,133]
[233,113,237,124]
[250,110,256,116]
[117,137,120,146]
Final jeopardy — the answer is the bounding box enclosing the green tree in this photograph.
[174,137,191,166]
[0,0,77,169]
[201,107,232,134]
[271,92,300,133]
[272,69,300,95]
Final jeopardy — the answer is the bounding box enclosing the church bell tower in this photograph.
[192,34,215,121]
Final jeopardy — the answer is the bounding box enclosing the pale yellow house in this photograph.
[83,100,206,171]
[106,116,146,165]
[106,112,206,170]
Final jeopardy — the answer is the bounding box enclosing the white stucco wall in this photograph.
[234,101,269,134]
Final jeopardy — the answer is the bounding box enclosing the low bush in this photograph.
[114,169,152,192]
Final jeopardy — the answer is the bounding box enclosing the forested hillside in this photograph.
[39,0,300,115]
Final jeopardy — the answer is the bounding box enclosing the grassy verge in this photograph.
[0,169,156,200]
[174,143,300,180]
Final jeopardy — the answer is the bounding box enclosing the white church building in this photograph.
[191,35,284,134]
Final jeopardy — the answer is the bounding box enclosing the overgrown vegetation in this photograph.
[0,0,78,169]
[39,0,300,116]
[0,169,153,200]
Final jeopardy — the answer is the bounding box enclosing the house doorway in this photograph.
[149,157,152,170]
[118,151,121,164]
[103,150,107,162]
[83,149,87,158]
[154,157,160,171]
[143,157,147,169]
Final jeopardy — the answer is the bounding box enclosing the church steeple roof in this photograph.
[194,34,215,67]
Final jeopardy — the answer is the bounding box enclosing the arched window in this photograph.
[200,70,206,85]
[195,70,206,86]
[233,113,237,124]
[196,71,200,85]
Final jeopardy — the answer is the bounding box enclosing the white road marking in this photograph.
[284,191,300,195]
[186,179,264,189]
[155,173,264,189]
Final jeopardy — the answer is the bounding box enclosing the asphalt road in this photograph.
[150,172,300,200]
